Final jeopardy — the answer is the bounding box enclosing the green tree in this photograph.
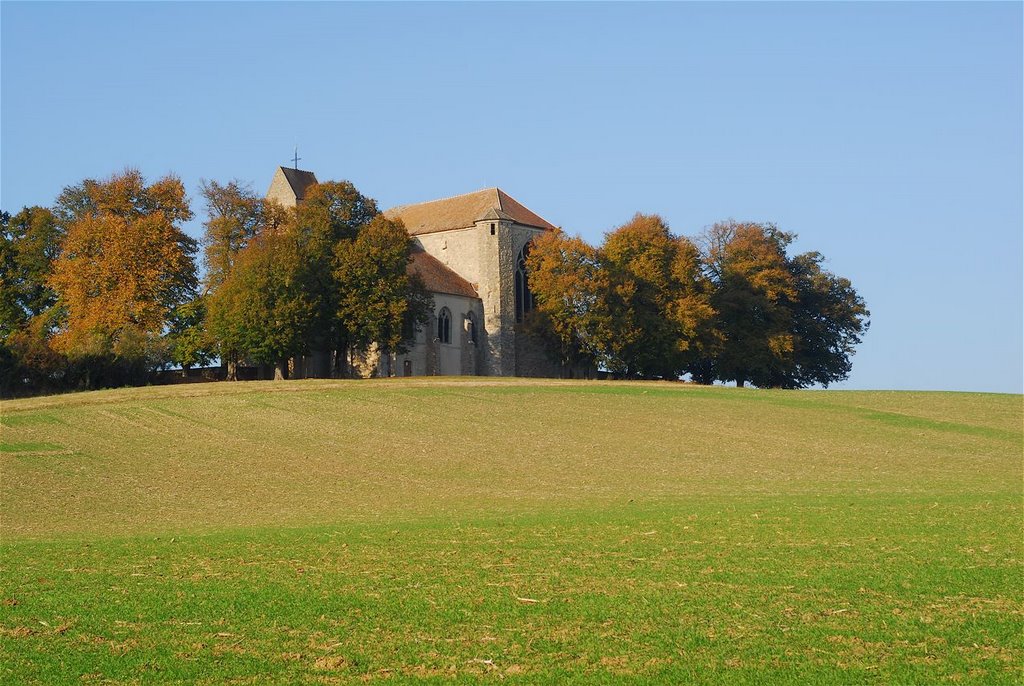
[207,228,313,379]
[766,251,870,388]
[205,179,389,380]
[166,297,214,372]
[0,206,61,337]
[333,216,431,374]
[292,181,380,369]
[1,207,66,394]
[199,180,289,378]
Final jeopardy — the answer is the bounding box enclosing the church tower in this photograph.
[266,166,318,207]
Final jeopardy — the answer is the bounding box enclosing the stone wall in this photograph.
[416,220,549,377]
[404,217,560,378]
[514,331,561,378]
[390,293,483,377]
[265,170,298,208]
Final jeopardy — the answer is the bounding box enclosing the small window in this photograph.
[490,223,495,235]
[466,312,477,345]
[437,307,452,344]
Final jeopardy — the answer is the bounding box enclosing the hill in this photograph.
[1,379,1021,683]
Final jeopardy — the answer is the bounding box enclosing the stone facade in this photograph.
[413,219,542,376]
[385,189,562,378]
[389,292,484,376]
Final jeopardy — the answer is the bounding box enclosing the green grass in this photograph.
[1,379,1021,683]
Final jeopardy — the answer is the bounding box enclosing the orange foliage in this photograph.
[48,169,196,358]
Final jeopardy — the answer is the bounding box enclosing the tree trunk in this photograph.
[736,378,745,388]
[226,359,237,382]
[274,359,288,380]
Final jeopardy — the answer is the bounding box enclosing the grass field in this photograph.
[1,379,1020,684]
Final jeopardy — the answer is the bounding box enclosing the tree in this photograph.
[0,206,61,337]
[47,169,197,385]
[204,178,388,380]
[333,216,431,373]
[667,233,721,379]
[599,214,716,378]
[1,207,66,394]
[206,228,313,379]
[199,180,289,378]
[166,296,214,372]
[524,229,610,373]
[768,251,870,388]
[292,181,380,369]
[199,180,273,292]
[699,220,868,388]
[701,220,796,387]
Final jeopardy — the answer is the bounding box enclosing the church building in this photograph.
[266,166,560,378]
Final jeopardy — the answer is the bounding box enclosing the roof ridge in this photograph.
[389,187,498,213]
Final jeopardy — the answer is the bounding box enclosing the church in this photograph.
[266,166,561,378]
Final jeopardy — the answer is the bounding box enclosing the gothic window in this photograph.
[515,243,534,323]
[466,312,477,345]
[437,307,452,344]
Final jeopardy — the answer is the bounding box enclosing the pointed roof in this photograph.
[385,188,557,236]
[278,167,318,201]
[408,247,479,299]
[266,166,319,207]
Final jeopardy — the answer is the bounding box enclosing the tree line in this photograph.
[1,169,430,394]
[1,168,868,395]
[525,214,869,388]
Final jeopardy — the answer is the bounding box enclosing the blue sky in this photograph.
[2,2,1021,393]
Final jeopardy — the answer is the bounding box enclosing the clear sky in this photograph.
[2,2,1021,393]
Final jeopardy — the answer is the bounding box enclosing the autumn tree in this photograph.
[668,233,721,378]
[598,214,716,378]
[700,221,796,387]
[47,169,197,386]
[524,229,611,373]
[199,180,271,292]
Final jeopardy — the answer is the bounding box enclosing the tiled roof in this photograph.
[408,248,479,299]
[385,188,557,236]
[280,167,318,201]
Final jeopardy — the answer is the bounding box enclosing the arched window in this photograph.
[515,243,534,323]
[466,312,477,345]
[437,307,452,344]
